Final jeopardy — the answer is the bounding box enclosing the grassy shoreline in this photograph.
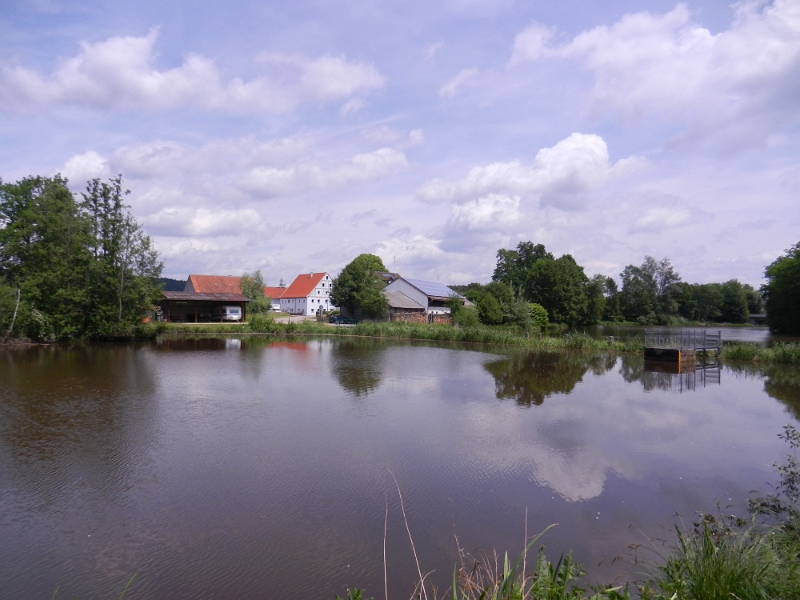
[160,320,645,352]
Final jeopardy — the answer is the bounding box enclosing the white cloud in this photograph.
[509,23,555,66]
[241,147,409,198]
[62,150,110,186]
[376,235,445,268]
[144,207,264,237]
[416,133,644,208]
[0,30,385,114]
[438,67,479,98]
[449,193,520,230]
[426,41,446,62]
[509,1,800,144]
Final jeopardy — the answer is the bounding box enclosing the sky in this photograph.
[1,0,798,286]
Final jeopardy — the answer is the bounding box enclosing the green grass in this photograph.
[722,341,800,364]
[161,320,645,352]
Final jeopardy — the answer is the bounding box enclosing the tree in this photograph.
[239,270,271,314]
[330,254,389,319]
[718,280,748,324]
[527,255,588,325]
[81,176,162,337]
[477,292,503,325]
[493,242,552,289]
[0,174,161,340]
[584,274,607,325]
[763,242,800,334]
[619,256,681,323]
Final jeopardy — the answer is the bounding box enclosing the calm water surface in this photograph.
[1,337,799,599]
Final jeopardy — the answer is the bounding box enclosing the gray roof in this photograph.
[384,290,425,310]
[403,278,463,300]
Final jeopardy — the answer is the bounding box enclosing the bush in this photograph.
[249,313,278,333]
[453,307,479,327]
[528,303,549,328]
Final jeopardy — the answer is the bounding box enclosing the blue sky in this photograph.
[1,0,798,286]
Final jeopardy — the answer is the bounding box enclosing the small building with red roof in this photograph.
[185,274,288,311]
[279,272,336,316]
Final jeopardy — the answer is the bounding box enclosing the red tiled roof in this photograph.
[187,274,242,294]
[282,272,328,299]
[188,275,287,299]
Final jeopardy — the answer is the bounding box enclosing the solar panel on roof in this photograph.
[404,278,462,298]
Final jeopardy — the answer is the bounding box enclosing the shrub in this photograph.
[528,303,549,328]
[454,307,479,327]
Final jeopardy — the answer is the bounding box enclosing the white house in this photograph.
[383,277,463,315]
[279,272,336,316]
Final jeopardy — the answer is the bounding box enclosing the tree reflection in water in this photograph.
[483,350,617,406]
[726,362,800,419]
[330,339,387,397]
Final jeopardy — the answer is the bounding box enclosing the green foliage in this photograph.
[528,303,549,328]
[0,174,161,340]
[619,256,680,322]
[239,269,272,314]
[492,242,591,325]
[718,280,749,324]
[453,307,479,327]
[584,274,606,324]
[763,241,800,334]
[248,313,279,333]
[330,254,388,319]
[478,292,504,325]
[722,342,800,365]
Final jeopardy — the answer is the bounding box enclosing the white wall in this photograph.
[384,279,429,311]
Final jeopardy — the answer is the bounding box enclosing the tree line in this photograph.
[454,241,778,329]
[0,175,162,341]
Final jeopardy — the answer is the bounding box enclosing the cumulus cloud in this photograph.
[509,1,800,144]
[0,30,385,114]
[417,133,643,208]
[438,67,479,98]
[448,193,520,231]
[62,150,110,185]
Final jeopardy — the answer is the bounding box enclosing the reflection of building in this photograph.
[643,358,721,393]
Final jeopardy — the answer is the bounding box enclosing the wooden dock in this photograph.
[644,329,721,363]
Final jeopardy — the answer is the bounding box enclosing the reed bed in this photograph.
[722,341,800,365]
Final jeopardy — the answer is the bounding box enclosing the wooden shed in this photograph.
[158,291,250,323]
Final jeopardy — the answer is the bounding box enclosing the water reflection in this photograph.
[0,344,158,504]
[642,359,722,393]
[330,339,387,397]
[483,351,616,406]
[725,362,800,419]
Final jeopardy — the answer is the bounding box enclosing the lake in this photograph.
[1,337,799,599]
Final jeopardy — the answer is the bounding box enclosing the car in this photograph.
[328,315,358,324]
[211,305,243,321]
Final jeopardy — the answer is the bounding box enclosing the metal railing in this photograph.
[644,329,721,351]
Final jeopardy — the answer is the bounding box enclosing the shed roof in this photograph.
[264,286,287,299]
[384,290,425,310]
[403,278,463,300]
[281,272,328,299]
[186,274,242,294]
[162,291,249,302]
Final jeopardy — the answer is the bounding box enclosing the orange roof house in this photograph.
[279,272,336,316]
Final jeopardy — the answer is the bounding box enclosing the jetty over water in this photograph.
[644,329,722,363]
